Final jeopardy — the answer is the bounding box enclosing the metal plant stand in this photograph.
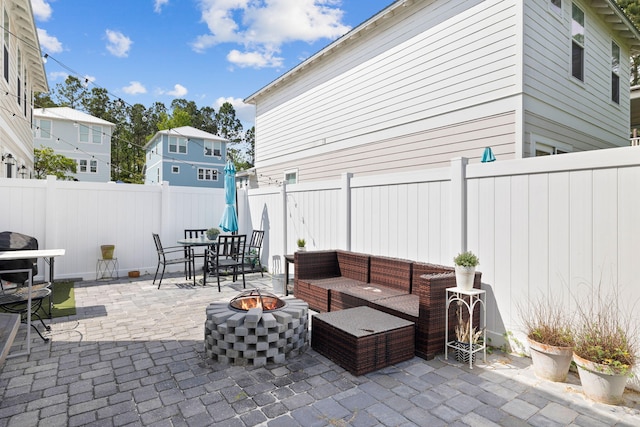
[445,287,486,369]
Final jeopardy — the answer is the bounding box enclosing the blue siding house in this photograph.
[144,126,228,188]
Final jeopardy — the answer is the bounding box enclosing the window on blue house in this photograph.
[169,136,187,154]
[79,125,103,143]
[172,165,180,174]
[198,168,218,181]
[204,140,222,157]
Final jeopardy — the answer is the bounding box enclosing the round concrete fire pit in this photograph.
[204,292,309,366]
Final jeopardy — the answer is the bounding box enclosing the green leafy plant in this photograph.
[453,251,479,267]
[206,227,220,240]
[297,238,306,248]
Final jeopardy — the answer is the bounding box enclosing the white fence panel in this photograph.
[0,178,225,281]
[466,147,640,351]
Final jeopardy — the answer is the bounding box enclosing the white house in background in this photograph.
[144,126,228,188]
[33,107,115,183]
[244,0,640,185]
[0,0,48,179]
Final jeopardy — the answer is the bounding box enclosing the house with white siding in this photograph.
[0,0,48,179]
[33,107,115,182]
[144,126,228,188]
[244,0,640,185]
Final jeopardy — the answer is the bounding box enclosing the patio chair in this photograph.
[152,233,195,289]
[0,231,51,342]
[184,228,207,278]
[244,230,264,277]
[205,234,246,292]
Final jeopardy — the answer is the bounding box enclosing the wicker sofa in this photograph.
[294,250,482,359]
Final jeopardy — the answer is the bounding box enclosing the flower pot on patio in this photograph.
[528,337,573,382]
[453,251,479,291]
[101,245,115,260]
[573,353,629,405]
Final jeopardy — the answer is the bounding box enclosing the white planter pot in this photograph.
[528,338,573,382]
[573,353,629,405]
[455,265,475,290]
[297,247,306,252]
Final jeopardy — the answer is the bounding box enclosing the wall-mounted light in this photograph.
[2,153,14,165]
[19,165,27,178]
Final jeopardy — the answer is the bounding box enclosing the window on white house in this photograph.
[90,160,97,173]
[197,168,218,181]
[3,9,9,83]
[533,136,572,156]
[35,119,52,138]
[204,140,222,157]
[172,165,180,174]
[16,48,20,106]
[611,41,620,104]
[79,125,102,143]
[284,170,298,184]
[78,159,87,173]
[571,3,584,82]
[169,136,187,154]
[550,0,561,17]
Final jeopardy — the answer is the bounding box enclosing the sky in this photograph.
[31,0,396,128]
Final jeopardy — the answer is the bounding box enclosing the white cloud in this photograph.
[38,29,63,54]
[193,0,350,68]
[122,81,147,95]
[163,84,188,97]
[154,0,169,13]
[48,71,68,81]
[105,30,132,58]
[227,49,283,69]
[31,0,53,21]
[214,96,255,126]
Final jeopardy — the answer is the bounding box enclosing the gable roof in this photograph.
[144,126,228,149]
[244,0,640,104]
[33,107,115,126]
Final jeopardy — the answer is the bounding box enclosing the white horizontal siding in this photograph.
[254,0,518,167]
[523,0,630,149]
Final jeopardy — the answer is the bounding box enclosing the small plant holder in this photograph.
[452,340,481,365]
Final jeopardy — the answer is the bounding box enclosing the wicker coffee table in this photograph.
[311,306,415,375]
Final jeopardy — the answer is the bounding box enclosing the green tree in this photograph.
[157,107,193,130]
[244,126,255,168]
[33,92,57,108]
[54,76,88,108]
[33,147,77,180]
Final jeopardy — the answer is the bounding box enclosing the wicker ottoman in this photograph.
[311,306,415,375]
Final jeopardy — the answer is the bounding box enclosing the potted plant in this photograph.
[572,286,637,405]
[519,295,574,382]
[453,251,479,290]
[296,238,306,252]
[206,227,220,240]
[454,306,483,364]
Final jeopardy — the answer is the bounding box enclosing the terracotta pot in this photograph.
[128,271,140,278]
[573,353,630,405]
[528,338,573,382]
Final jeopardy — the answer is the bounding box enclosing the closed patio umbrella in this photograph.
[219,160,238,233]
[481,147,496,163]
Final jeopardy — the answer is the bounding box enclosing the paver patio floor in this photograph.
[1,272,639,426]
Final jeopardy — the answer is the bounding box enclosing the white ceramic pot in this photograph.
[573,353,629,405]
[297,246,306,252]
[528,338,573,382]
[454,265,475,290]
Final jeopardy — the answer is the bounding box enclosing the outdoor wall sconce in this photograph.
[2,153,15,165]
[19,165,27,178]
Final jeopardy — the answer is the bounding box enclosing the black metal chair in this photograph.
[244,230,265,277]
[0,231,51,342]
[205,234,246,292]
[152,233,195,289]
[184,228,207,278]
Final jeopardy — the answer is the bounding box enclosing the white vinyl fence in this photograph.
[246,146,640,361]
[0,177,226,281]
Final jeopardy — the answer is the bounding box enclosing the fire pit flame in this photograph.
[229,289,286,312]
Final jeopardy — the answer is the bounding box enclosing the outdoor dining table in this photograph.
[176,237,217,283]
[0,248,65,357]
